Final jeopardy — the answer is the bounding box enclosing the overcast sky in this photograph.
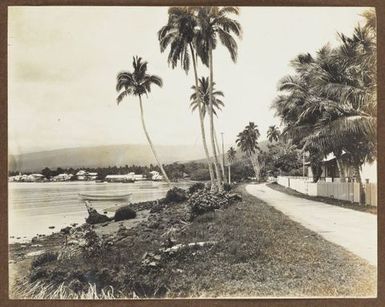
[8,6,370,155]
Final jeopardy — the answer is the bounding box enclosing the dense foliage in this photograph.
[31,252,58,268]
[272,9,376,188]
[165,187,187,203]
[114,206,137,222]
[188,190,229,220]
[188,182,205,194]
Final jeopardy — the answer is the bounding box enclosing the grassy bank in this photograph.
[10,185,376,298]
[267,182,377,214]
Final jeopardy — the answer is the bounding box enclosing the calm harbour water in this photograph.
[8,181,191,243]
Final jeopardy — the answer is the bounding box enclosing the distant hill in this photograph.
[8,144,207,172]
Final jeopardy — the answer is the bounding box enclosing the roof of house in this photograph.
[105,174,131,178]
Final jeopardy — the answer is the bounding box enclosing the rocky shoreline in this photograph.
[10,185,375,299]
[9,185,243,298]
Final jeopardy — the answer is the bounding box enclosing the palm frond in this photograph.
[303,115,376,151]
[217,28,238,62]
[116,72,133,91]
[219,7,240,16]
[216,16,242,38]
[116,88,132,105]
[277,75,305,92]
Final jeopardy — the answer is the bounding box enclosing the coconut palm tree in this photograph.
[267,125,280,143]
[158,7,216,189]
[116,56,171,184]
[302,38,376,197]
[195,6,242,191]
[272,11,376,201]
[273,51,351,183]
[227,146,236,183]
[190,77,226,181]
[236,122,261,181]
[190,76,224,117]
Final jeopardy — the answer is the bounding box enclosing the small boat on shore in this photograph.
[78,192,132,201]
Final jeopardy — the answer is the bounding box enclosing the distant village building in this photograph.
[52,173,73,182]
[133,174,146,181]
[105,173,135,183]
[149,171,163,181]
[88,172,98,180]
[76,170,98,181]
[76,170,87,181]
[9,173,45,182]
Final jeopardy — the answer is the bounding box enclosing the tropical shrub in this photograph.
[31,251,58,268]
[165,187,187,203]
[30,268,49,283]
[188,191,229,220]
[82,228,105,258]
[223,183,232,192]
[188,182,205,194]
[114,206,136,221]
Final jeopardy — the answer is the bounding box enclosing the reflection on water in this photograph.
[8,181,190,243]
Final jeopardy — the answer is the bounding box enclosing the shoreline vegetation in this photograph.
[9,184,376,299]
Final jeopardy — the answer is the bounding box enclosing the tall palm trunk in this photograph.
[353,163,365,205]
[228,164,231,184]
[214,127,226,181]
[249,153,260,181]
[208,44,223,192]
[335,158,346,183]
[190,44,215,187]
[139,95,171,185]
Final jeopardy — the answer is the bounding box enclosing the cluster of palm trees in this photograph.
[116,6,242,192]
[272,9,376,199]
[114,7,375,198]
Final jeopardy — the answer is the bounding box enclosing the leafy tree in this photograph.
[41,167,54,179]
[272,9,376,199]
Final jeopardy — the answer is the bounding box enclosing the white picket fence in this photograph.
[277,176,377,206]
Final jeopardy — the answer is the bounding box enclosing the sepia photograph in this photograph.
[7,5,377,299]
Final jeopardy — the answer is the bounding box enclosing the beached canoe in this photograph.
[78,192,132,201]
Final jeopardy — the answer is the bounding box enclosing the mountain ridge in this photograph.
[8,144,207,172]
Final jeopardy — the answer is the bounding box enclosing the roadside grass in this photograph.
[10,185,376,298]
[266,182,377,214]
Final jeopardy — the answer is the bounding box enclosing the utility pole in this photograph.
[221,132,226,183]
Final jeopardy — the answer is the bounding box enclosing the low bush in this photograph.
[30,268,48,283]
[31,251,58,268]
[188,191,229,220]
[165,187,187,203]
[223,183,232,192]
[188,182,205,194]
[114,206,137,222]
[82,228,104,258]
